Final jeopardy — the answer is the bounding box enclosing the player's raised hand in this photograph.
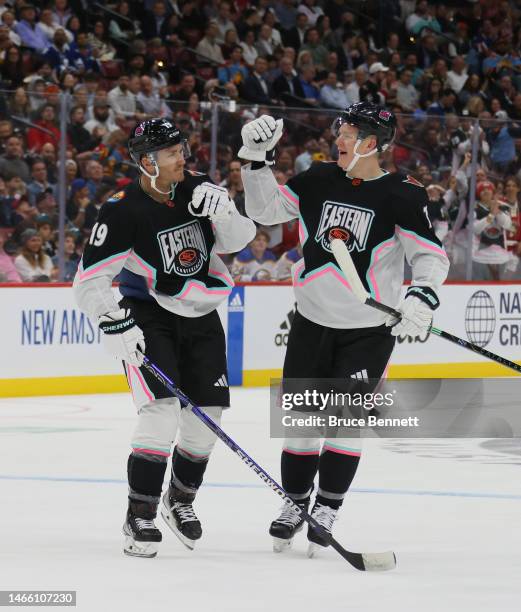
[238,115,283,164]
[189,182,233,221]
[98,308,146,367]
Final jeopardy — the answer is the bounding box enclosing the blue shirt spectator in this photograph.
[15,5,50,53]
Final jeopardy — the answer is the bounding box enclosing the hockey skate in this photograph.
[161,487,202,550]
[123,500,162,558]
[307,503,338,558]
[269,500,309,553]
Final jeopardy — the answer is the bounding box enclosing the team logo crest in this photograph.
[315,201,375,253]
[157,220,208,276]
[379,110,392,121]
[135,123,145,136]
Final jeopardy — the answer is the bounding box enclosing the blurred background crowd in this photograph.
[1,0,521,283]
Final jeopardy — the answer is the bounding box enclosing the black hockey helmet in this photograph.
[128,118,189,166]
[332,102,396,152]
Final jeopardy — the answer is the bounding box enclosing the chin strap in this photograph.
[139,154,173,195]
[344,139,390,174]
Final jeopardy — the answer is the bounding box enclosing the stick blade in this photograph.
[330,239,369,303]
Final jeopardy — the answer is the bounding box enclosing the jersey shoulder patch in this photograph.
[106,190,126,203]
[402,175,424,188]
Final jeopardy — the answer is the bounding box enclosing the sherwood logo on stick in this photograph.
[315,201,375,253]
[157,220,208,276]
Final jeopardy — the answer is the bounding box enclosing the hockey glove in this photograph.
[238,115,283,164]
[98,308,145,367]
[189,182,233,221]
[385,286,440,340]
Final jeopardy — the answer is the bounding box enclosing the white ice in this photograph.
[1,388,520,612]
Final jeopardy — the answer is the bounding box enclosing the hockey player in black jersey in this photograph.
[240,103,450,556]
[74,118,255,557]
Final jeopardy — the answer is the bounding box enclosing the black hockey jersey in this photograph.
[242,162,449,328]
[74,172,255,319]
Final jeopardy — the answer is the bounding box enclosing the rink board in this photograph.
[0,283,520,396]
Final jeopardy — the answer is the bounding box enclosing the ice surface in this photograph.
[1,388,520,612]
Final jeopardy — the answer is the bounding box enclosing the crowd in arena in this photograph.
[1,0,521,283]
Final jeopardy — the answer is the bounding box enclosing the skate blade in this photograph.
[307,541,327,559]
[161,507,197,551]
[123,535,158,558]
[272,537,293,553]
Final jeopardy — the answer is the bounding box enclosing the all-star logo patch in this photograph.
[403,175,424,188]
[107,190,125,202]
[315,201,375,253]
[379,110,392,121]
[157,220,208,276]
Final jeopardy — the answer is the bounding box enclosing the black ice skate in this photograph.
[123,500,162,558]
[307,503,338,558]
[269,500,309,553]
[161,486,202,550]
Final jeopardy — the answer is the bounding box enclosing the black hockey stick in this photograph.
[330,239,521,375]
[138,354,396,572]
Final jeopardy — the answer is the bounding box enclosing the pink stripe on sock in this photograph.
[322,445,361,457]
[132,447,170,457]
[283,447,320,456]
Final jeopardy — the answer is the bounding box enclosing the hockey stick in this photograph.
[330,239,521,375]
[138,354,396,572]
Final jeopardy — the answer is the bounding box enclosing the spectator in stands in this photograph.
[0,230,21,282]
[486,115,521,174]
[473,180,513,280]
[275,0,297,32]
[272,56,304,103]
[142,0,170,39]
[221,28,239,60]
[169,73,198,111]
[275,242,302,281]
[216,1,236,44]
[396,69,419,111]
[84,100,118,135]
[300,27,328,70]
[297,0,323,27]
[196,21,224,65]
[240,29,258,68]
[52,0,73,28]
[417,33,441,70]
[14,228,54,282]
[108,74,142,121]
[36,214,56,257]
[52,230,79,281]
[137,75,171,117]
[8,87,31,118]
[88,20,116,61]
[67,105,94,153]
[0,136,30,182]
[282,11,307,53]
[217,45,248,86]
[26,104,60,152]
[220,159,245,215]
[38,8,72,44]
[0,45,26,88]
[231,229,277,281]
[26,159,56,206]
[345,66,368,105]
[320,71,349,109]
[255,23,278,59]
[15,4,49,54]
[66,30,98,75]
[41,142,58,183]
[66,178,90,229]
[241,56,275,105]
[109,1,138,43]
[84,160,104,200]
[446,56,468,94]
[298,64,320,106]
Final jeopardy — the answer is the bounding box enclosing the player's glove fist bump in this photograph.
[189,182,233,221]
[98,308,145,367]
[238,115,283,164]
[385,286,440,340]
